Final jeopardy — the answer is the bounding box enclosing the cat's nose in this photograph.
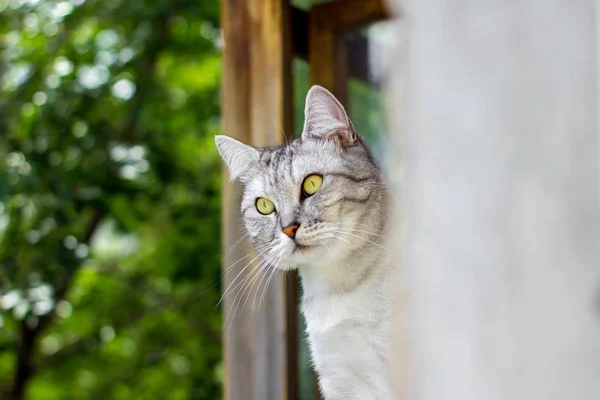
[282,224,299,239]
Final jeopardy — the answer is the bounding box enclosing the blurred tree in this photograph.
[0,0,223,399]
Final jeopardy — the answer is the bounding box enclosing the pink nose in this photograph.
[282,224,299,239]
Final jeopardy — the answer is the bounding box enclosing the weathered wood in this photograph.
[388,0,600,399]
[221,1,255,399]
[248,1,298,399]
[221,0,297,399]
[311,0,389,31]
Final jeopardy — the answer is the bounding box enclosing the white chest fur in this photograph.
[301,260,395,400]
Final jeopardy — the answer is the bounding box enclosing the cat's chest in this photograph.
[301,287,393,376]
[301,287,388,334]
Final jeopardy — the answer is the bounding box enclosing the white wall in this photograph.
[387,1,600,399]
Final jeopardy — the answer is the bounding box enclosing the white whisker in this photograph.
[251,263,273,313]
[224,261,262,326]
[227,247,280,329]
[225,252,274,332]
[244,250,280,314]
[322,232,368,258]
[258,255,282,311]
[352,222,388,231]
[333,231,390,252]
[230,249,274,310]
[322,232,351,245]
[222,232,249,258]
[220,253,251,280]
[219,244,271,306]
[336,227,389,239]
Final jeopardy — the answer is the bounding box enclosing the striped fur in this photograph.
[216,86,395,399]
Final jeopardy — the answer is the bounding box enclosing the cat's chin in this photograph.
[293,244,312,253]
[285,244,319,265]
[281,240,343,268]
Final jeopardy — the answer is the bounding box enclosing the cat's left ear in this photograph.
[302,85,357,148]
[215,135,260,182]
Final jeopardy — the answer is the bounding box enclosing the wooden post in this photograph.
[387,0,600,399]
[221,1,255,398]
[221,0,296,399]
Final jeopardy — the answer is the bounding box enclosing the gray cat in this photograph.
[216,85,395,399]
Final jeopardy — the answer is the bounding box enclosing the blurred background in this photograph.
[1,0,223,398]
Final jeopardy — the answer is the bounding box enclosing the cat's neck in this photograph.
[299,234,390,297]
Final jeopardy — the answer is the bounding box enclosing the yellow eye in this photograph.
[302,174,323,196]
[256,197,275,215]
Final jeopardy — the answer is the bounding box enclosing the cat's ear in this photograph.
[302,85,357,148]
[215,135,260,182]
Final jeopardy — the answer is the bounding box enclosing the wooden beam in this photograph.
[221,0,297,399]
[311,0,389,30]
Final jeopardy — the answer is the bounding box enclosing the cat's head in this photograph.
[215,85,387,271]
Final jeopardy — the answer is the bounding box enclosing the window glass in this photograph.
[347,20,398,170]
[293,58,310,135]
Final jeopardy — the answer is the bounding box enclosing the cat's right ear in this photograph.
[301,85,357,148]
[215,135,260,182]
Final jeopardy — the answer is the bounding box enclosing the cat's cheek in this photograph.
[244,219,271,242]
[319,204,340,223]
[245,227,259,241]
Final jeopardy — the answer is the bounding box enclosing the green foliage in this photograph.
[0,0,223,398]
